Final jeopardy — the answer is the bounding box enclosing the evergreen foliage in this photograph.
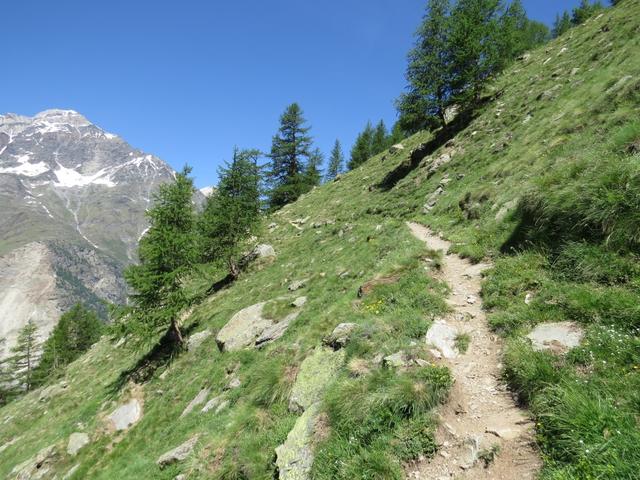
[349,120,399,169]
[199,148,262,276]
[304,147,323,188]
[266,103,314,209]
[9,320,40,393]
[553,11,573,38]
[348,122,374,169]
[32,304,103,387]
[399,0,549,132]
[326,140,345,181]
[123,166,198,345]
[572,0,604,25]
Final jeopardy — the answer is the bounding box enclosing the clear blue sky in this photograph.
[3,1,584,188]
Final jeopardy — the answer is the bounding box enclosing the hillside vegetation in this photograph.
[1,2,639,479]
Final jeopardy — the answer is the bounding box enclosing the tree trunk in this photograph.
[169,320,183,346]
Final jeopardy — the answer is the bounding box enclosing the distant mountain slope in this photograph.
[0,109,177,358]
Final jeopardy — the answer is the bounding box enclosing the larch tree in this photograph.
[326,140,344,181]
[266,103,313,209]
[10,320,40,393]
[400,0,452,126]
[124,165,198,346]
[32,303,103,386]
[348,122,374,170]
[199,148,262,278]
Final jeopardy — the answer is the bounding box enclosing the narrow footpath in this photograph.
[406,222,541,480]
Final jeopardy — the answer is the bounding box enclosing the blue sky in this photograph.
[3,1,584,188]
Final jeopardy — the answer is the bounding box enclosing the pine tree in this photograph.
[199,148,262,277]
[303,148,323,188]
[553,11,572,37]
[371,120,389,155]
[124,165,197,345]
[10,320,40,393]
[348,122,374,170]
[401,0,452,125]
[266,103,313,209]
[326,140,344,181]
[32,304,103,386]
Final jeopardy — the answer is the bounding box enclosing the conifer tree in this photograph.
[348,122,374,169]
[266,103,313,209]
[326,140,344,181]
[199,148,261,277]
[448,0,502,106]
[572,0,604,25]
[553,11,572,37]
[304,148,323,188]
[497,0,548,65]
[400,0,452,125]
[0,339,13,405]
[124,166,197,345]
[10,320,40,393]
[32,304,103,386]
[371,120,389,155]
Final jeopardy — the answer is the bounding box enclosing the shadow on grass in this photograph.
[376,107,481,191]
[106,322,199,395]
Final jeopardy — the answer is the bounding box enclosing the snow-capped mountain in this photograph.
[0,109,179,358]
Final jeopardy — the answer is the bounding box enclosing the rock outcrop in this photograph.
[289,347,345,413]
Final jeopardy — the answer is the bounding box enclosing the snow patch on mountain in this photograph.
[53,163,116,188]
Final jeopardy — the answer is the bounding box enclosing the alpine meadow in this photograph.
[1,1,639,480]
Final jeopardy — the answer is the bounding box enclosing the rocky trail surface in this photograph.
[406,222,541,479]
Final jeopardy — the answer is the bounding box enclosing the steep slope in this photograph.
[1,3,639,480]
[0,110,176,357]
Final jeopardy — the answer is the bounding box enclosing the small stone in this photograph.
[389,144,405,154]
[109,399,142,431]
[215,400,230,414]
[323,323,358,349]
[292,296,307,308]
[180,388,210,418]
[288,279,307,291]
[225,377,241,390]
[157,435,200,468]
[187,329,212,351]
[201,395,224,413]
[67,432,90,456]
[383,351,409,368]
[466,294,477,305]
[524,292,533,305]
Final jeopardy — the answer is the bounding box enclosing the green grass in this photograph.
[2,2,640,478]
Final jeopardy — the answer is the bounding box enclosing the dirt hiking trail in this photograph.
[406,222,541,480]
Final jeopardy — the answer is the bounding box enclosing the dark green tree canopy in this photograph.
[266,103,315,209]
[199,148,262,276]
[326,139,345,181]
[124,165,198,344]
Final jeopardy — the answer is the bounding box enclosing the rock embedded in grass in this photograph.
[186,329,212,351]
[108,398,142,431]
[67,432,90,456]
[426,319,459,359]
[180,388,210,418]
[11,444,58,480]
[291,296,307,307]
[526,321,584,354]
[383,350,409,368]
[275,403,320,480]
[289,347,345,413]
[156,435,200,468]
[287,279,307,291]
[323,322,358,349]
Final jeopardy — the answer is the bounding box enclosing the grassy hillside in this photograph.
[1,2,639,479]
